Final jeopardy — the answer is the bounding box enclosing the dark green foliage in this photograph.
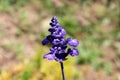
[59,16,79,36]
[0,0,30,12]
[32,53,42,68]
[19,69,32,80]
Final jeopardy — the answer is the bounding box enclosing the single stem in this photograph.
[60,62,66,80]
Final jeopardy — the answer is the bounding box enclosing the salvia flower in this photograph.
[42,16,79,62]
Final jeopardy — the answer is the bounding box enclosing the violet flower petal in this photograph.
[42,16,79,62]
[43,53,55,60]
[70,48,79,56]
[68,39,79,47]
[42,38,49,45]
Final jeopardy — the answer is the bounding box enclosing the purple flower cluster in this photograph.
[42,16,79,62]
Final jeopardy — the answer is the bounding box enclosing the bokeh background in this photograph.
[0,0,120,80]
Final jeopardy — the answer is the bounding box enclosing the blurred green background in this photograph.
[0,0,119,80]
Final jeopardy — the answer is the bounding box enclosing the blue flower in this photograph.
[68,39,79,47]
[42,16,79,62]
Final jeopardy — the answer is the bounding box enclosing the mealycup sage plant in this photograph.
[42,16,79,80]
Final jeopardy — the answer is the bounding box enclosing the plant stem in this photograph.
[60,62,66,80]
